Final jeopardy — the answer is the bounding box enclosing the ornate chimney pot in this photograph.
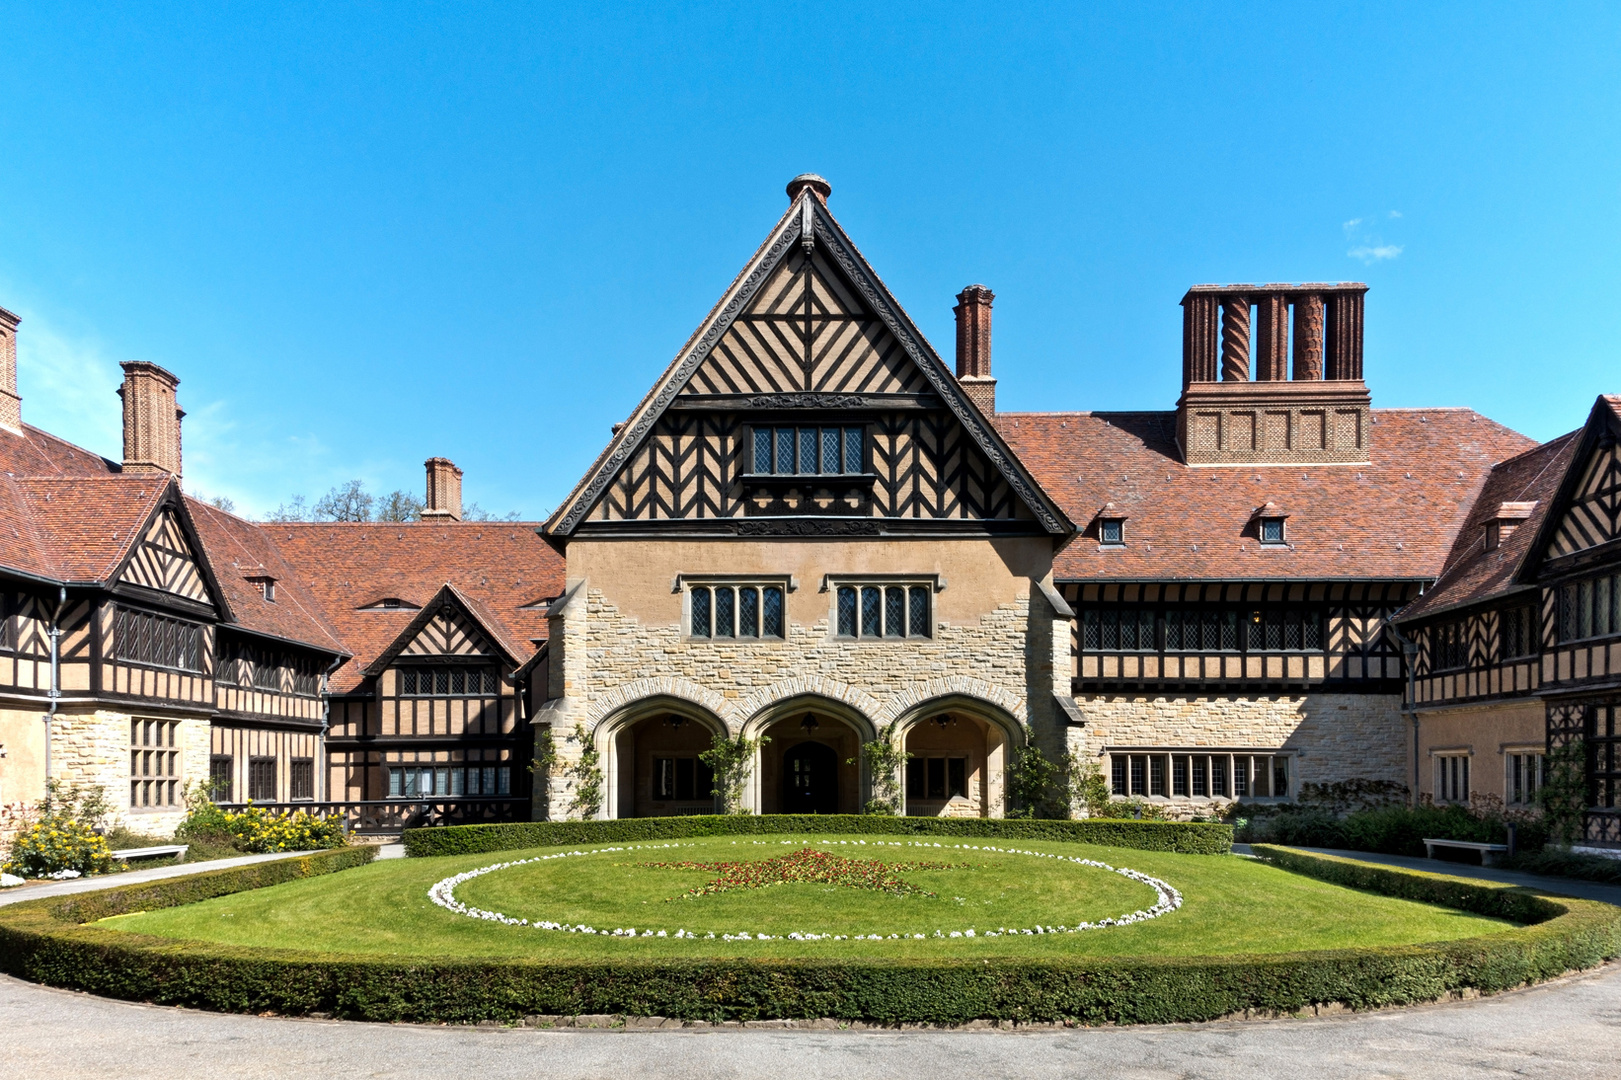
[954,284,996,415]
[423,457,463,522]
[785,174,831,204]
[118,361,184,476]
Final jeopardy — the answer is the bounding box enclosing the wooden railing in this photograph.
[215,798,527,835]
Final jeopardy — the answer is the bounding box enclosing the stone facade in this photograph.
[36,708,211,838]
[539,538,1073,820]
[1074,692,1409,803]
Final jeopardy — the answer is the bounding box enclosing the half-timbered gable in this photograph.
[546,180,1069,539]
[116,508,212,604]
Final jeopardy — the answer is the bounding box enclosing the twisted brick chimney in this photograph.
[118,361,184,476]
[954,284,996,415]
[1177,283,1370,466]
[423,457,463,522]
[0,304,19,435]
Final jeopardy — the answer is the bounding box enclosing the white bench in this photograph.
[1423,838,1508,867]
[110,844,189,864]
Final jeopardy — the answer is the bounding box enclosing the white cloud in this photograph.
[1341,217,1363,232]
[1387,210,1403,219]
[1348,244,1404,263]
[13,313,124,460]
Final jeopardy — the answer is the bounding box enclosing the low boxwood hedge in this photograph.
[2,839,1616,1025]
[401,814,1234,858]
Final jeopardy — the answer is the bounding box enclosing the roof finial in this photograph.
[786,173,831,205]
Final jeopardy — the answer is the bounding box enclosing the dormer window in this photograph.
[244,574,277,603]
[1095,502,1127,546]
[1252,502,1289,545]
[1485,501,1536,551]
[359,597,422,612]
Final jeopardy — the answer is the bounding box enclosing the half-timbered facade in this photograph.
[539,175,1075,820]
[2,181,1614,838]
[1398,397,1621,836]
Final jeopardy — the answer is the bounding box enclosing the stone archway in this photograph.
[593,695,728,819]
[741,694,878,815]
[890,695,1026,819]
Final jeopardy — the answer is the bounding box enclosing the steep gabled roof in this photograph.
[271,521,563,692]
[1397,434,1578,623]
[1001,408,1538,582]
[185,498,349,655]
[1515,394,1621,581]
[361,583,528,677]
[543,188,1072,540]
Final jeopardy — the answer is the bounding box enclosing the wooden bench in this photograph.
[110,844,189,864]
[1423,838,1508,867]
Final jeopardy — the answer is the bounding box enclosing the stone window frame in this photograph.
[1503,745,1545,806]
[677,574,794,642]
[129,718,183,811]
[1104,746,1293,802]
[1258,517,1287,545]
[824,574,941,642]
[1432,748,1472,805]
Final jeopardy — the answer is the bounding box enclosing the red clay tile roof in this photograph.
[184,499,349,655]
[271,522,563,692]
[1000,408,1538,582]
[0,423,121,479]
[1396,433,1579,623]
[7,475,169,582]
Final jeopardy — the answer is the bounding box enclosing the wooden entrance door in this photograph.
[782,741,838,814]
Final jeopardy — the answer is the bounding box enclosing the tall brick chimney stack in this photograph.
[422,457,463,522]
[0,305,20,435]
[954,284,996,415]
[118,361,184,476]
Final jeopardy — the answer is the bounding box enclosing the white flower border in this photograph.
[427,838,1182,943]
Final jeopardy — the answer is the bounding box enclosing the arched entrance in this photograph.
[744,696,876,815]
[896,698,1021,818]
[596,697,726,818]
[782,741,839,814]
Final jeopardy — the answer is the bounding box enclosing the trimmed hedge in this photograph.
[401,814,1234,858]
[2,839,1617,1025]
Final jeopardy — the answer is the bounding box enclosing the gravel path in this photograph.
[5,848,1621,1077]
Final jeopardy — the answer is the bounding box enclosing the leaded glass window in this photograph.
[750,426,865,475]
[834,583,933,639]
[687,584,786,640]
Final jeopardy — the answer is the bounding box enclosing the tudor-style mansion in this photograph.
[1,175,1617,844]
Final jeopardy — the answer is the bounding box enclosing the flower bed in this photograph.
[427,839,1182,942]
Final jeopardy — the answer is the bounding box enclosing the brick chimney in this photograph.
[954,285,996,415]
[0,304,19,435]
[1176,283,1370,466]
[422,457,463,522]
[118,361,184,476]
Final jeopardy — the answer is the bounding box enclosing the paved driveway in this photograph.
[4,965,1621,1079]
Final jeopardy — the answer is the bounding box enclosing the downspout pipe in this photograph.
[42,586,67,800]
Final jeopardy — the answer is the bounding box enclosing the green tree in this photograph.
[700,731,768,814]
[850,724,910,814]
[1006,739,1078,819]
[463,502,523,522]
[565,723,603,819]
[265,494,309,522]
[377,489,425,522]
[314,480,375,522]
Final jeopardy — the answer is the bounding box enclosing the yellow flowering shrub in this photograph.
[4,815,113,878]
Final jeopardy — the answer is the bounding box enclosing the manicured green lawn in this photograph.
[102,835,1516,960]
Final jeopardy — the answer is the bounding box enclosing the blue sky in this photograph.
[1,3,1617,519]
